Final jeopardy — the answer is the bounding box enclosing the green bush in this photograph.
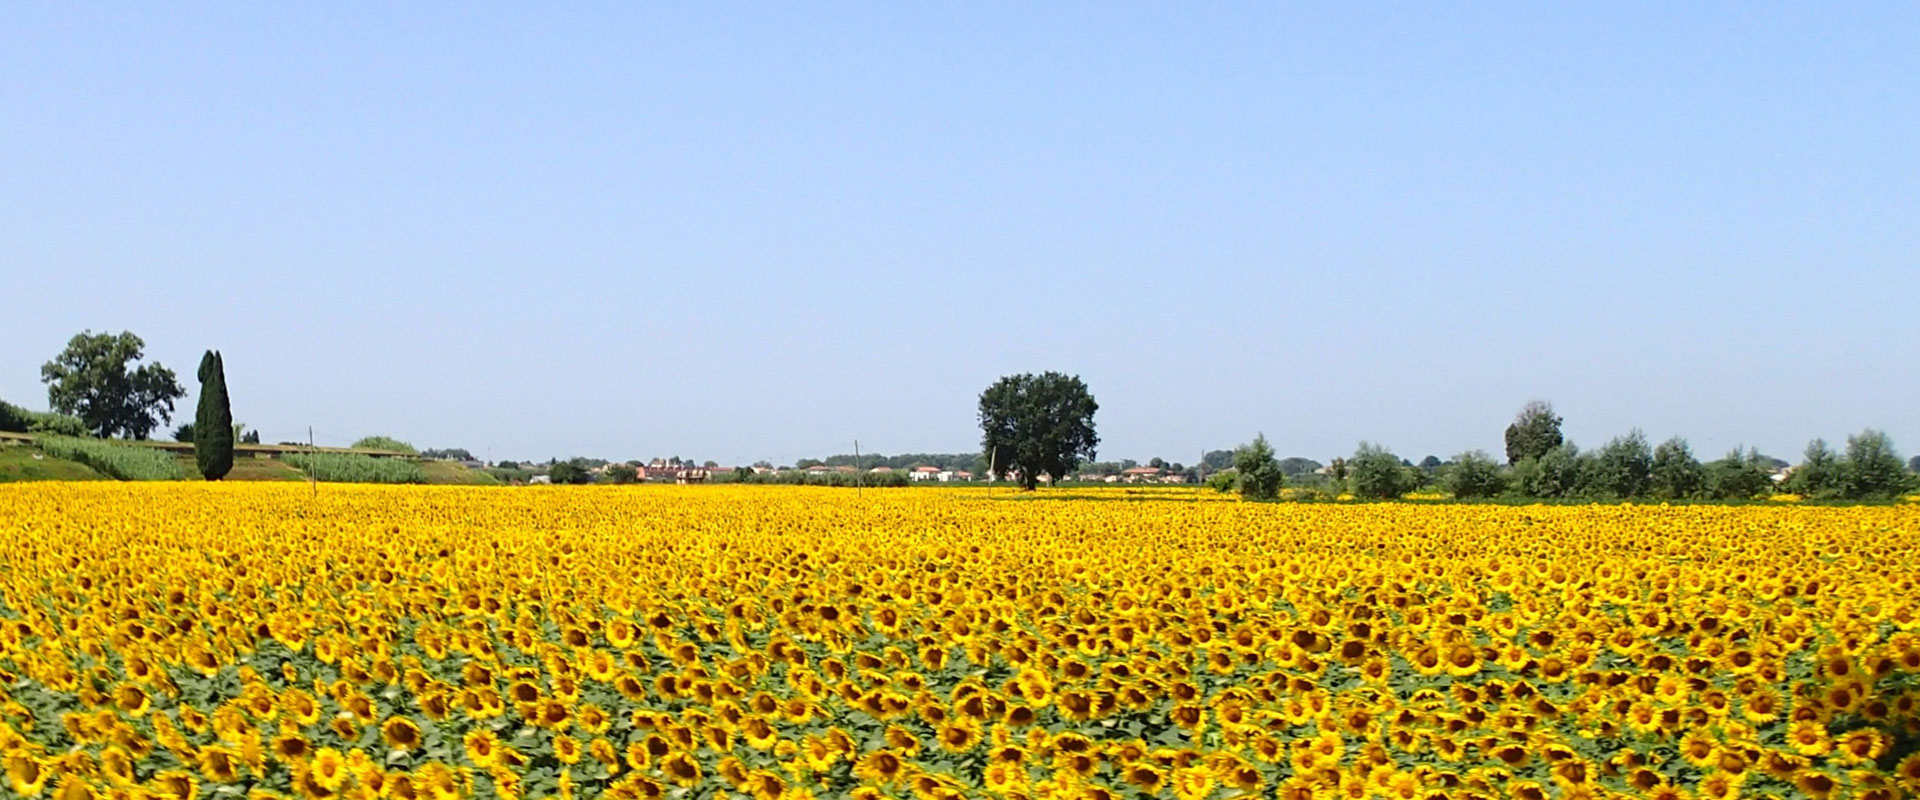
[1,399,87,437]
[350,435,418,454]
[1233,434,1283,501]
[1442,451,1505,499]
[1205,471,1238,494]
[284,452,426,484]
[1349,442,1416,499]
[35,436,189,481]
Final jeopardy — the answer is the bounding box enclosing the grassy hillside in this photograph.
[0,445,105,482]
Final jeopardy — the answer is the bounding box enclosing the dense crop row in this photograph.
[32,436,188,481]
[1,484,1917,800]
[284,452,427,484]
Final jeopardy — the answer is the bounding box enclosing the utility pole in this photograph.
[308,426,318,498]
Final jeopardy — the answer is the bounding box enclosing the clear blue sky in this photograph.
[4,4,1915,467]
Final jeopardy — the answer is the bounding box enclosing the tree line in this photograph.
[1224,401,1918,502]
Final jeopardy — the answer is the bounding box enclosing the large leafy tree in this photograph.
[1233,433,1283,501]
[1503,400,1564,465]
[40,331,185,439]
[194,351,234,481]
[978,372,1098,491]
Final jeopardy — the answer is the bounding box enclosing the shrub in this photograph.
[1517,444,1583,499]
[548,460,592,485]
[1649,437,1703,500]
[351,436,418,454]
[1442,451,1505,500]
[1,399,87,437]
[284,453,426,484]
[1205,471,1238,494]
[1784,439,1842,499]
[1233,434,1283,501]
[1349,442,1415,500]
[1704,448,1773,501]
[36,436,188,481]
[1589,430,1652,500]
[1840,429,1912,500]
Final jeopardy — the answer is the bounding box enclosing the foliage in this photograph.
[0,398,88,437]
[547,459,593,485]
[1348,442,1415,499]
[1503,400,1564,465]
[351,435,418,454]
[193,350,235,481]
[1841,429,1912,500]
[1589,429,1652,500]
[171,422,195,442]
[421,447,475,461]
[34,435,189,480]
[1784,438,1843,499]
[5,485,1918,799]
[1649,436,1704,500]
[1704,447,1774,501]
[978,372,1099,491]
[1232,433,1283,501]
[1442,450,1505,499]
[1277,457,1322,477]
[1205,470,1238,493]
[39,330,185,439]
[1514,444,1583,499]
[283,452,426,484]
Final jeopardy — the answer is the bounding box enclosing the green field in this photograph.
[0,445,106,482]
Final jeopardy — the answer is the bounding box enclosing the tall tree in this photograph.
[40,330,185,439]
[1233,433,1283,501]
[1503,400,1564,465]
[978,372,1099,491]
[1840,429,1911,499]
[194,351,234,481]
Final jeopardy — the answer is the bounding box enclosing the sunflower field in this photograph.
[2,484,1918,800]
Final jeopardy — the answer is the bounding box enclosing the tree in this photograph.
[1517,444,1583,499]
[1590,430,1652,499]
[1783,439,1841,498]
[1503,400,1564,465]
[172,423,196,443]
[1200,450,1236,472]
[352,436,417,454]
[1233,433,1283,501]
[1443,450,1505,499]
[1840,429,1911,500]
[1277,457,1322,477]
[40,330,185,439]
[548,459,592,485]
[1418,455,1443,470]
[1704,448,1773,500]
[978,372,1099,491]
[1349,442,1415,500]
[1910,455,1920,474]
[193,351,234,481]
[1649,437,1703,500]
[241,429,260,444]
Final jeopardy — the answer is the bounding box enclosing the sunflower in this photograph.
[936,722,981,753]
[5,753,50,797]
[381,716,422,752]
[855,750,910,786]
[271,729,313,764]
[463,730,502,769]
[660,752,702,787]
[151,770,199,800]
[197,746,244,783]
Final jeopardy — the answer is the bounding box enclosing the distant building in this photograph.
[1121,466,1164,483]
[911,465,941,481]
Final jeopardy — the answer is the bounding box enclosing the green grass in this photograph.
[35,436,190,481]
[0,445,106,482]
[284,452,427,484]
[419,460,501,485]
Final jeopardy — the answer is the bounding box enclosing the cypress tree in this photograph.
[194,350,234,480]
